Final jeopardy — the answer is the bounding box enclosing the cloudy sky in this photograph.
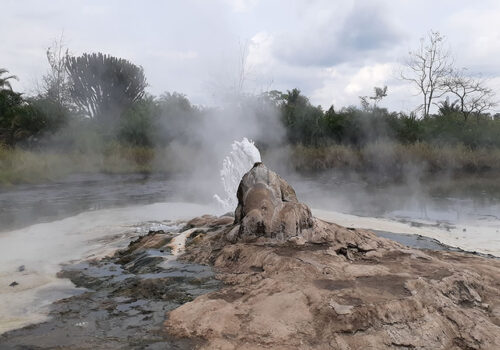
[2,0,500,113]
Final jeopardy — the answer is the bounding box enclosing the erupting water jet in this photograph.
[213,138,261,212]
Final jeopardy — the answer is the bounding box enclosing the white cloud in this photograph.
[147,50,198,61]
[345,63,393,95]
[1,0,499,113]
[222,0,259,13]
[247,32,274,67]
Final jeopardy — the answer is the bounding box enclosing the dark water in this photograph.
[289,171,500,227]
[1,170,499,233]
[0,173,214,232]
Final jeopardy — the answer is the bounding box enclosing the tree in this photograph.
[359,86,388,110]
[401,31,453,118]
[442,69,497,121]
[65,53,147,125]
[371,86,388,107]
[0,68,23,134]
[0,68,17,91]
[437,97,460,116]
[1,69,67,146]
[277,89,325,145]
[1,69,22,145]
[39,34,72,107]
[156,92,200,144]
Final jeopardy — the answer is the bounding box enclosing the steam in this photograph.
[214,137,261,211]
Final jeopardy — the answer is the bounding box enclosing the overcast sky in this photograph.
[2,0,500,113]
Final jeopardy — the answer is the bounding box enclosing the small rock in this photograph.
[18,265,25,272]
[9,281,19,287]
[329,301,354,315]
[288,236,306,246]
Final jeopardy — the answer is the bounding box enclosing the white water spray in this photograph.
[214,138,261,212]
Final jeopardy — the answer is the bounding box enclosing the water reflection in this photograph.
[1,171,499,232]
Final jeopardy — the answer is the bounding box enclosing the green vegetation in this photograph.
[1,34,500,186]
[0,144,192,185]
[272,89,500,149]
[288,142,500,174]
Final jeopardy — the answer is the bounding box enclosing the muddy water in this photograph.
[290,171,500,225]
[0,231,220,349]
[1,171,499,254]
[2,172,499,233]
[0,173,215,232]
[0,203,216,336]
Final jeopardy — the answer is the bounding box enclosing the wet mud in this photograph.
[0,230,220,349]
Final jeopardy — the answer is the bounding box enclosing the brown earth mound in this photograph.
[163,164,500,349]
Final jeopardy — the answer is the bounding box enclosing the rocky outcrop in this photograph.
[166,217,500,350]
[227,163,399,254]
[228,162,314,242]
[163,164,500,349]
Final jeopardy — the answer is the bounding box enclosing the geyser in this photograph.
[228,162,314,242]
[214,138,261,211]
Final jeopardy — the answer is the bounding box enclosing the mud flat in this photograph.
[0,202,215,336]
[0,228,221,349]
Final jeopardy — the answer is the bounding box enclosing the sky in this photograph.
[2,0,500,113]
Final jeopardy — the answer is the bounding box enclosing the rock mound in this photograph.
[229,162,314,242]
[162,164,500,349]
[226,163,398,254]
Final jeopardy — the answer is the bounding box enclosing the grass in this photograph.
[2,141,500,186]
[289,141,500,175]
[0,144,180,186]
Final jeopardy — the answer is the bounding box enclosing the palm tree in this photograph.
[0,68,18,91]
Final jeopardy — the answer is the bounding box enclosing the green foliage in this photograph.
[0,68,17,91]
[275,89,325,146]
[1,68,72,146]
[3,52,500,182]
[289,142,500,176]
[119,96,159,147]
[1,96,70,147]
[155,92,200,145]
[274,90,500,150]
[65,52,147,126]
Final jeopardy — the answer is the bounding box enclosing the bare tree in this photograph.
[442,69,497,121]
[401,31,453,117]
[236,40,249,93]
[40,33,72,106]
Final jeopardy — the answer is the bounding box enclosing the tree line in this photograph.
[1,32,499,151]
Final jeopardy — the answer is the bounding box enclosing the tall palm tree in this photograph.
[0,68,18,91]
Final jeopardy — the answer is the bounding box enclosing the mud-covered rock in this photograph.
[231,162,314,242]
[165,164,500,349]
[168,241,500,349]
